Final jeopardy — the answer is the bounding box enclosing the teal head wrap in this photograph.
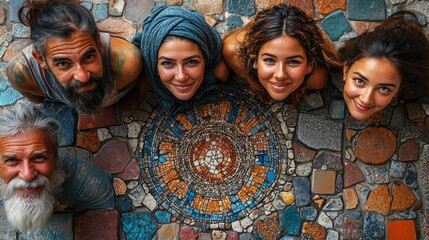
[132,6,222,109]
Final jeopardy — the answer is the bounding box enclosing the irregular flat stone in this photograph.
[226,15,243,31]
[345,129,357,142]
[312,169,336,195]
[406,103,424,121]
[322,198,343,211]
[0,86,22,106]
[403,163,418,189]
[352,127,396,165]
[343,188,359,209]
[316,0,346,15]
[180,226,199,240]
[226,0,255,16]
[211,229,226,240]
[347,0,386,21]
[43,101,77,147]
[288,0,314,16]
[93,138,130,174]
[97,18,136,41]
[363,212,385,238]
[293,142,316,162]
[297,113,343,151]
[109,0,125,16]
[196,0,223,15]
[391,181,417,211]
[280,206,301,236]
[390,160,407,178]
[113,177,127,195]
[78,104,119,130]
[302,221,327,240]
[255,0,283,9]
[300,91,325,111]
[296,162,313,176]
[320,10,352,41]
[282,104,299,127]
[9,0,25,22]
[329,99,345,119]
[155,223,179,240]
[326,229,339,240]
[300,206,318,221]
[387,219,417,240]
[3,38,31,62]
[400,125,422,143]
[344,161,365,187]
[252,216,281,240]
[122,212,158,240]
[343,216,363,239]
[117,158,140,181]
[364,166,389,184]
[93,3,109,22]
[293,177,311,207]
[20,213,73,240]
[399,140,420,162]
[117,195,133,213]
[74,210,119,239]
[364,184,392,215]
[317,211,333,229]
[313,151,342,170]
[355,184,370,205]
[76,130,101,153]
[419,145,429,225]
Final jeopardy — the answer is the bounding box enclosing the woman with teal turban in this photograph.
[132,6,229,109]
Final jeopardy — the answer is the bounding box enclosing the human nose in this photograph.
[19,161,37,182]
[360,88,374,105]
[275,64,287,81]
[175,65,188,82]
[73,64,90,83]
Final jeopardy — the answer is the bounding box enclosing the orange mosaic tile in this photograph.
[387,220,417,240]
[302,221,327,240]
[364,184,392,215]
[391,181,417,211]
[76,130,101,153]
[176,113,193,130]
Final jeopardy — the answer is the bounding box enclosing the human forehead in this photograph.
[159,38,203,54]
[43,31,100,59]
[258,35,307,57]
[0,129,54,157]
[349,57,401,81]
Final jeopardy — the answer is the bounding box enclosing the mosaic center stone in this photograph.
[140,86,288,224]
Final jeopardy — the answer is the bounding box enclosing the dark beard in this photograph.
[62,75,106,115]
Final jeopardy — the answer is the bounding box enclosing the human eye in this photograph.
[378,86,393,94]
[353,78,365,86]
[287,59,301,66]
[262,58,275,64]
[55,61,70,69]
[186,59,199,66]
[32,154,48,162]
[83,53,97,63]
[3,157,19,165]
[160,61,173,68]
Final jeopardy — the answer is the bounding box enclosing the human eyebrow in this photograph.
[184,55,202,61]
[352,72,368,81]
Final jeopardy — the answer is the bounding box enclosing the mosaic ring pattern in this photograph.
[140,86,288,224]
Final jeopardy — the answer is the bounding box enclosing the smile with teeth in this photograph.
[354,100,373,111]
[269,81,291,91]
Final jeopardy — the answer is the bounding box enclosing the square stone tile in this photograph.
[311,169,336,195]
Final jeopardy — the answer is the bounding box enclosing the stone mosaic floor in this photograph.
[0,77,428,239]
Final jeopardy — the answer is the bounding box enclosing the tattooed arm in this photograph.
[110,36,144,90]
[6,53,46,102]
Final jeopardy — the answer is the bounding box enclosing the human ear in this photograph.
[32,50,48,69]
[342,63,349,81]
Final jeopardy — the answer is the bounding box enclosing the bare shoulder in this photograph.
[222,28,246,56]
[6,53,46,102]
[109,36,143,89]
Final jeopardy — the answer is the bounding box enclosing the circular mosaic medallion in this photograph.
[140,86,288,223]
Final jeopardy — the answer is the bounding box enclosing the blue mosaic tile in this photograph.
[363,212,385,238]
[404,163,418,188]
[122,212,158,240]
[300,206,318,221]
[347,0,386,21]
[154,210,172,224]
[297,113,343,151]
[18,213,73,240]
[320,10,352,41]
[0,87,22,106]
[226,15,244,31]
[390,160,407,178]
[280,206,301,236]
[93,3,108,22]
[43,101,77,146]
[293,177,311,207]
[12,23,30,38]
[356,184,370,204]
[9,0,25,22]
[117,195,133,213]
[364,166,389,184]
[80,2,93,10]
[226,0,255,16]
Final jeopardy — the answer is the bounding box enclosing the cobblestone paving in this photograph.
[1,0,429,239]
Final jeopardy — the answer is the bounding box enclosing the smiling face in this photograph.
[255,35,313,101]
[343,57,401,121]
[157,37,205,101]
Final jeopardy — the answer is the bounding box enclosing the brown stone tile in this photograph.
[387,220,417,240]
[344,161,365,187]
[313,195,325,209]
[117,87,141,112]
[76,131,101,153]
[345,129,357,142]
[406,103,424,121]
[93,138,130,174]
[343,216,363,239]
[288,0,314,16]
[399,140,420,162]
[311,169,336,195]
[352,127,397,165]
[78,104,119,130]
[255,0,283,10]
[113,177,127,195]
[391,181,417,211]
[302,221,326,240]
[351,21,379,35]
[364,184,392,215]
[343,188,358,210]
[315,0,345,15]
[116,158,141,181]
[74,210,119,240]
[293,141,317,162]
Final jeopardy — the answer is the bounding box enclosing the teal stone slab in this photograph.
[0,87,23,106]
[347,0,386,21]
[226,0,255,16]
[320,10,352,41]
[93,3,108,22]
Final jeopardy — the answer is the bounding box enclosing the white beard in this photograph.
[0,165,65,233]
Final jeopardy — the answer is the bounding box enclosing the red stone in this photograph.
[74,210,119,240]
[315,0,345,15]
[343,188,358,209]
[78,104,119,130]
[118,87,141,112]
[352,127,397,165]
[76,131,101,153]
[387,220,417,240]
[343,216,363,239]
[226,231,239,240]
[364,184,392,215]
[116,158,140,181]
[93,138,130,174]
[288,0,314,16]
[406,103,424,121]
[344,161,365,188]
[302,221,326,240]
[180,226,199,240]
[399,140,419,162]
[293,142,316,162]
